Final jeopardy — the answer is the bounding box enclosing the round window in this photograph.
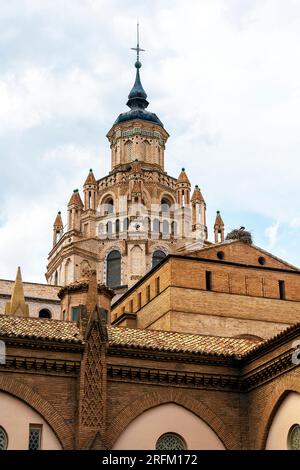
[288,425,300,450]
[156,433,186,450]
[217,251,224,260]
[258,256,266,265]
[0,426,8,450]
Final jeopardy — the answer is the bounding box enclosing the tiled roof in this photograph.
[214,211,224,226]
[84,169,96,185]
[0,315,261,357]
[177,168,190,185]
[191,186,205,202]
[107,326,259,358]
[68,189,83,207]
[0,316,83,344]
[53,212,63,227]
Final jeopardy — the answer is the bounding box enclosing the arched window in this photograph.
[156,433,186,450]
[171,221,177,237]
[152,250,166,268]
[161,198,171,213]
[162,220,169,237]
[106,250,121,288]
[123,217,129,231]
[288,425,300,450]
[144,217,151,232]
[106,221,112,237]
[54,271,58,286]
[0,426,8,450]
[115,219,120,234]
[39,309,51,319]
[103,197,114,215]
[153,218,160,234]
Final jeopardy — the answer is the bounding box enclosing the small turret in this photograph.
[214,211,225,243]
[5,267,29,317]
[191,185,207,240]
[176,168,191,206]
[68,189,83,232]
[53,211,63,246]
[83,169,97,211]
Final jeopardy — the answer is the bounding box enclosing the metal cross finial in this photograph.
[131,21,145,62]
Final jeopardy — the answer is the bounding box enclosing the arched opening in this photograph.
[38,309,52,319]
[0,391,62,450]
[115,219,120,236]
[54,271,58,286]
[123,217,129,231]
[0,426,8,450]
[161,198,171,213]
[144,217,151,232]
[152,250,167,268]
[106,221,112,237]
[103,197,114,215]
[106,250,121,288]
[266,392,300,450]
[171,221,177,237]
[113,403,225,450]
[64,259,72,285]
[162,220,169,237]
[153,219,160,235]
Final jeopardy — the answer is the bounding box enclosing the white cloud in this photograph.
[265,222,279,249]
[0,66,106,133]
[0,0,300,280]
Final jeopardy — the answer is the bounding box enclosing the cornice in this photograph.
[108,344,299,392]
[107,364,242,391]
[0,356,81,377]
[1,336,84,353]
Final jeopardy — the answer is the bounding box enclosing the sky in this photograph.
[0,0,299,282]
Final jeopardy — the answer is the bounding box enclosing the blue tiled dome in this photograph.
[114,60,164,128]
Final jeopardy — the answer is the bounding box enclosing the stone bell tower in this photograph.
[46,25,216,297]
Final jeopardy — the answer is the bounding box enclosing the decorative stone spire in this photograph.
[53,211,63,228]
[68,189,84,208]
[53,211,63,246]
[191,185,207,240]
[83,170,97,211]
[176,168,191,206]
[84,169,96,186]
[177,168,191,185]
[68,190,83,232]
[191,185,205,203]
[214,211,225,243]
[5,267,29,317]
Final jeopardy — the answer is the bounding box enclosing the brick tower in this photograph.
[46,29,213,297]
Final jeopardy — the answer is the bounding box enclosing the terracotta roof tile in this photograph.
[0,316,261,357]
[107,326,259,357]
[0,316,83,344]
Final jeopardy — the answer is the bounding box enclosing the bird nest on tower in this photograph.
[226,226,253,245]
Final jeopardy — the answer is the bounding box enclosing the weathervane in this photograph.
[131,21,145,64]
